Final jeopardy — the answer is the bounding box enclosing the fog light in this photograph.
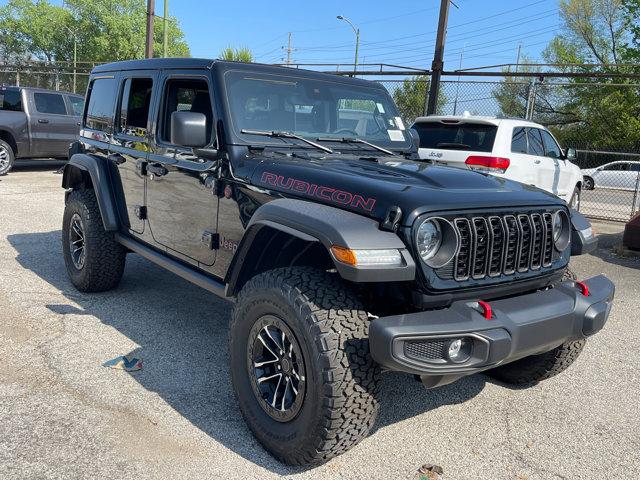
[447,338,472,363]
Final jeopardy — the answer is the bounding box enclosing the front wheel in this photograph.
[0,139,15,176]
[569,185,581,210]
[486,339,586,386]
[229,267,381,465]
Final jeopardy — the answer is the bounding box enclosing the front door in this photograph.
[145,74,218,266]
[111,74,156,235]
[29,91,77,158]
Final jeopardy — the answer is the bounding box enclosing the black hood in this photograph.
[249,152,565,227]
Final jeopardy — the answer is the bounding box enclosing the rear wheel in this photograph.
[230,267,381,465]
[62,189,126,292]
[583,176,594,190]
[0,139,15,176]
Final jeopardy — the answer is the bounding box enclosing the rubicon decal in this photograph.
[261,172,376,212]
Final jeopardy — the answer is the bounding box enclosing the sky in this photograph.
[169,0,561,71]
[3,0,562,71]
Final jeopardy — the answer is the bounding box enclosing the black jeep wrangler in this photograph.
[61,59,614,465]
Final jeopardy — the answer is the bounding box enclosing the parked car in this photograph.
[412,114,583,209]
[581,161,640,191]
[0,85,84,175]
[61,59,612,466]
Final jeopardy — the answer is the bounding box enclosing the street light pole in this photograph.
[64,26,77,93]
[337,15,359,73]
[163,0,168,57]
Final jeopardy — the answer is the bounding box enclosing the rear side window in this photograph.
[68,96,84,116]
[85,78,117,132]
[413,122,497,153]
[34,92,67,115]
[511,127,527,154]
[118,78,153,136]
[526,128,545,156]
[0,88,22,111]
[160,78,212,144]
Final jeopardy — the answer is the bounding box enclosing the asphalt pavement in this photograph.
[1,165,639,480]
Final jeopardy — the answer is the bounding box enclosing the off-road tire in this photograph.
[0,139,15,176]
[486,338,586,386]
[563,267,577,281]
[229,267,381,465]
[62,188,126,292]
[569,185,581,210]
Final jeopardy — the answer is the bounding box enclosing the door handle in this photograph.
[147,163,168,177]
[108,153,126,165]
[38,119,49,124]
[534,159,541,164]
[76,122,81,126]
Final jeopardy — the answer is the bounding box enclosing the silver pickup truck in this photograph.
[0,86,84,175]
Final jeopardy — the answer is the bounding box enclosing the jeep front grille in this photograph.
[447,212,555,282]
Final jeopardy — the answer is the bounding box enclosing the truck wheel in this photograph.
[229,267,381,465]
[62,189,126,292]
[568,186,581,210]
[486,339,586,386]
[0,139,15,175]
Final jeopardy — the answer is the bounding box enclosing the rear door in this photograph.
[111,73,157,235]
[29,91,77,157]
[414,120,498,167]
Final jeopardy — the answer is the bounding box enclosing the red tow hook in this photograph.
[575,280,590,297]
[477,300,493,320]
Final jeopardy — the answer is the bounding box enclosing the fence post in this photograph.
[633,171,640,217]
[15,70,20,86]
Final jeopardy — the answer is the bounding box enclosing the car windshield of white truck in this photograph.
[414,122,497,152]
[224,71,411,150]
[0,87,22,112]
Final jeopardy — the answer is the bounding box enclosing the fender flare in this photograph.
[570,208,597,256]
[62,154,120,231]
[225,198,416,295]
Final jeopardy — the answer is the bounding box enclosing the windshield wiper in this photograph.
[241,129,333,154]
[435,142,472,150]
[317,137,394,156]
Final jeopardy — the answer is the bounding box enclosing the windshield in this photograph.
[414,122,497,152]
[224,70,411,151]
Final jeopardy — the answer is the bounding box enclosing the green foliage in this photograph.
[392,76,448,122]
[0,0,190,64]
[493,0,640,150]
[219,46,253,62]
[622,0,640,60]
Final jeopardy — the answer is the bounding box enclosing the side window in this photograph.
[85,78,117,132]
[511,127,527,154]
[34,92,67,115]
[161,78,213,145]
[526,128,545,156]
[118,78,153,137]
[0,88,22,111]
[540,130,562,158]
[602,163,624,171]
[68,96,84,116]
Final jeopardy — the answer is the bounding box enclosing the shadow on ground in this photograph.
[588,230,640,269]
[8,230,486,474]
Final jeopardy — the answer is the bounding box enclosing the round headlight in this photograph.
[552,210,571,251]
[416,220,442,261]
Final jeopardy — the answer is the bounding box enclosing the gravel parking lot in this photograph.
[1,165,639,480]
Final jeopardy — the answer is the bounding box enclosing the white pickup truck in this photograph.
[0,85,84,175]
[413,114,583,209]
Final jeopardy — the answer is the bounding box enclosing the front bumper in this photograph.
[369,275,614,387]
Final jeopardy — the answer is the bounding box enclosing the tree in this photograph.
[0,0,190,64]
[622,0,640,61]
[392,76,448,122]
[219,46,253,62]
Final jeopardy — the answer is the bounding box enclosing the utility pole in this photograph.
[514,43,522,73]
[426,0,451,115]
[145,0,155,59]
[285,32,293,65]
[452,44,464,115]
[163,0,168,57]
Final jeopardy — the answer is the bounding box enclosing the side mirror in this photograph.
[565,147,577,161]
[170,111,208,148]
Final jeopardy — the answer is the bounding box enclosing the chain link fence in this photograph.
[379,77,640,222]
